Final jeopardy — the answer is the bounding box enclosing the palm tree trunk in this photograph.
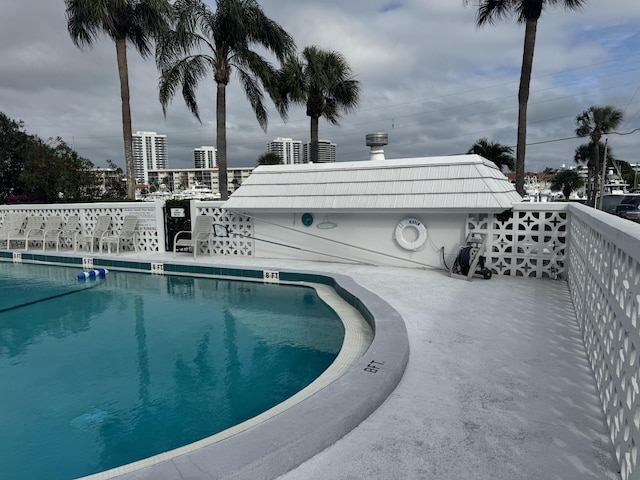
[217,82,228,201]
[589,134,601,207]
[515,19,538,197]
[586,162,594,205]
[310,115,319,163]
[116,37,136,200]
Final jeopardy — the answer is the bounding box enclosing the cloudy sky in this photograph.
[1,0,639,172]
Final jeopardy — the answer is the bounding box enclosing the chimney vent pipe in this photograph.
[366,133,388,161]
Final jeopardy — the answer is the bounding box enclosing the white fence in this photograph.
[565,203,640,480]
[0,202,254,255]
[468,203,568,279]
[2,200,640,478]
[194,201,254,256]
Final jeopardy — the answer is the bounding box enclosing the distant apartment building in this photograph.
[267,137,303,165]
[147,167,254,195]
[92,167,125,196]
[133,131,168,184]
[193,146,217,168]
[303,140,336,163]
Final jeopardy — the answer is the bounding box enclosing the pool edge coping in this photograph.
[0,253,410,480]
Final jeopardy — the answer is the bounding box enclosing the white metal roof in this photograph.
[223,155,522,212]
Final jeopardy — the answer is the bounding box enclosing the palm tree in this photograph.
[276,46,361,163]
[465,0,587,196]
[65,0,173,200]
[551,169,584,201]
[467,138,515,172]
[257,152,283,165]
[575,105,624,206]
[157,0,294,200]
[574,141,604,200]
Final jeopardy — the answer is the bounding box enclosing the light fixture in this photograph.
[316,217,337,229]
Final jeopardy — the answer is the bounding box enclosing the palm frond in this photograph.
[159,55,212,121]
[236,67,268,131]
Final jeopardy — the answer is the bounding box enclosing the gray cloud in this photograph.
[1,0,638,174]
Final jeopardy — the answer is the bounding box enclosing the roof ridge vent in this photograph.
[366,133,388,161]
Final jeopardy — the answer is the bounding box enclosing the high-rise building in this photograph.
[267,137,303,165]
[133,131,168,184]
[303,140,336,163]
[193,146,217,169]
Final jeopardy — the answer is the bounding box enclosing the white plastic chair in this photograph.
[74,216,112,253]
[7,215,43,250]
[173,216,214,259]
[26,216,63,251]
[100,215,138,254]
[56,215,81,251]
[0,213,27,249]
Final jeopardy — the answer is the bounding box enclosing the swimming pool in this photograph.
[0,263,345,480]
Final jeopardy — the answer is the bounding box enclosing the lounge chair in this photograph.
[25,216,63,251]
[55,215,81,251]
[99,215,138,254]
[173,215,215,259]
[7,215,44,250]
[0,213,27,249]
[74,216,112,253]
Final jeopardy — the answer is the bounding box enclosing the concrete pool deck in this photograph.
[176,255,619,480]
[272,262,620,480]
[5,251,620,479]
[181,255,620,480]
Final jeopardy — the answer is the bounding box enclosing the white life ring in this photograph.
[394,218,427,251]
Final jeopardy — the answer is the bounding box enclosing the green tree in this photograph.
[551,169,584,201]
[275,46,361,163]
[65,0,173,200]
[466,0,587,196]
[258,152,283,165]
[102,159,127,199]
[0,112,33,203]
[18,138,100,202]
[157,0,295,200]
[575,105,624,206]
[467,138,515,171]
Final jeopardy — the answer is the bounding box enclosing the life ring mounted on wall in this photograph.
[394,218,427,251]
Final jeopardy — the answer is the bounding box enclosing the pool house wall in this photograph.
[1,201,640,478]
[232,210,469,269]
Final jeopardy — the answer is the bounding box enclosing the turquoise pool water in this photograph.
[0,263,344,480]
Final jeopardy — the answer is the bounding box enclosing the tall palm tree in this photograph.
[157,0,294,200]
[574,140,608,201]
[276,46,361,163]
[575,105,624,206]
[467,138,515,172]
[65,0,173,200]
[465,0,587,196]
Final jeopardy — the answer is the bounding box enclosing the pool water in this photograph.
[0,263,344,480]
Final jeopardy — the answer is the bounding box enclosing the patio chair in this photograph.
[7,215,44,250]
[99,215,138,254]
[55,215,81,251]
[25,216,63,251]
[173,215,215,259]
[0,213,27,249]
[74,216,112,253]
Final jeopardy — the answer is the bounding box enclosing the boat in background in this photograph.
[143,182,221,202]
